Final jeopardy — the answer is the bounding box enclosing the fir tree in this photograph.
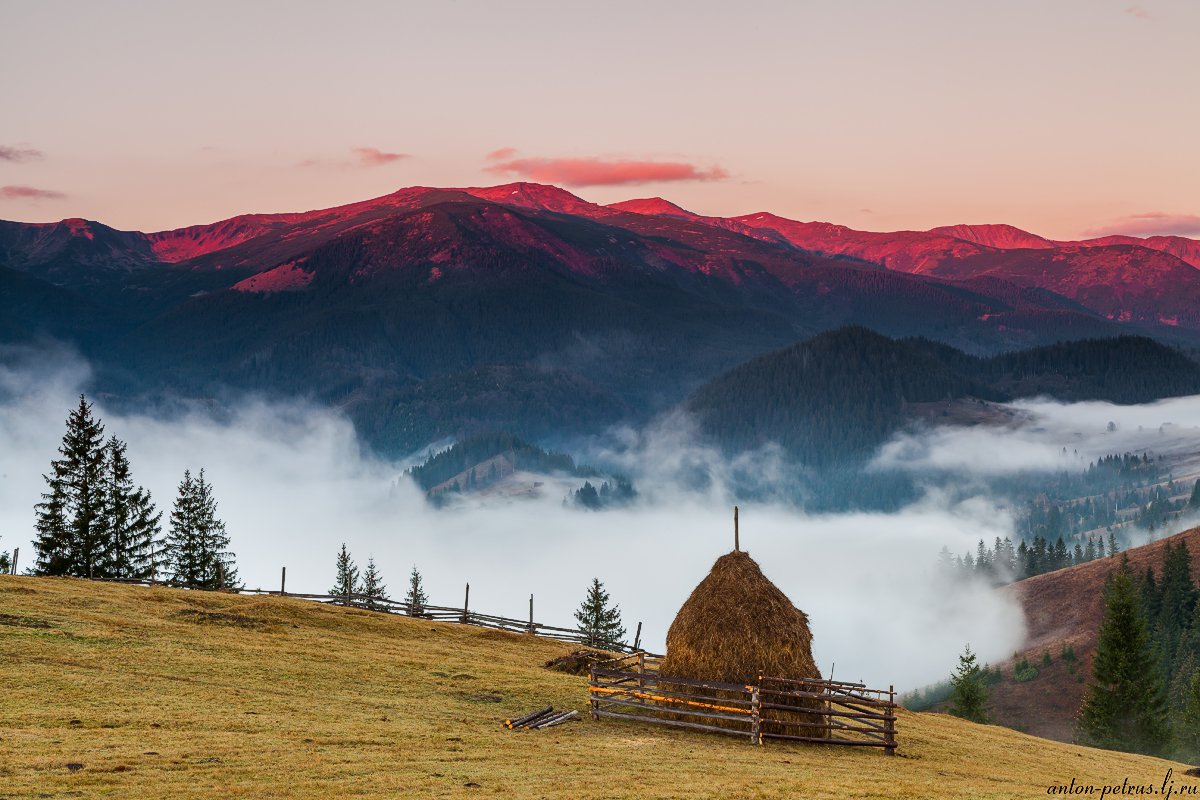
[33,395,108,577]
[0,537,10,574]
[1189,480,1200,511]
[574,578,626,648]
[330,543,359,603]
[404,565,428,615]
[1175,669,1200,763]
[1078,570,1170,756]
[163,469,237,590]
[948,644,989,723]
[360,558,387,611]
[99,438,162,580]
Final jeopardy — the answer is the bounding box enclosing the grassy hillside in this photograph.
[991,527,1200,742]
[0,576,1194,799]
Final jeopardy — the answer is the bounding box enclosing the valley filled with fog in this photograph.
[4,344,1200,691]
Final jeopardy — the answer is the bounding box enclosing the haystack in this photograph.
[659,550,826,737]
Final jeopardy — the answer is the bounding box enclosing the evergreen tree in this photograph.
[1175,669,1200,763]
[574,578,626,648]
[1108,531,1120,557]
[330,543,359,603]
[1078,571,1170,756]
[0,537,10,574]
[948,644,989,723]
[1189,480,1200,511]
[404,565,428,615]
[33,395,108,577]
[360,557,387,610]
[99,438,162,580]
[163,469,237,590]
[1155,541,1198,679]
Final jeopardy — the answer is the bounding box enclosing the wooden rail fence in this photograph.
[69,573,642,653]
[589,653,897,754]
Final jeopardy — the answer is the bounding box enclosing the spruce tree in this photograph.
[574,578,626,648]
[1189,480,1200,511]
[1078,570,1170,756]
[404,565,428,615]
[0,538,10,574]
[360,558,387,610]
[330,543,359,604]
[1175,669,1200,763]
[163,469,237,590]
[33,395,108,577]
[948,644,989,723]
[99,438,162,580]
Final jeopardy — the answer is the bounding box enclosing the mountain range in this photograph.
[4,182,1200,455]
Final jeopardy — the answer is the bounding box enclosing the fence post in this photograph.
[527,594,534,633]
[589,662,599,721]
[884,685,897,756]
[344,580,351,607]
[638,651,646,707]
[216,561,224,591]
[461,583,469,623]
[280,566,287,596]
[10,547,17,575]
[633,621,642,652]
[750,679,762,745]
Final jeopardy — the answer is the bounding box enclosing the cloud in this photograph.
[1125,5,1150,19]
[0,185,66,201]
[486,147,518,161]
[484,156,730,187]
[0,145,43,163]
[297,147,409,169]
[1083,211,1200,238]
[0,346,1026,691]
[351,146,408,166]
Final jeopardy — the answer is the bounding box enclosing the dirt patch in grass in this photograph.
[0,612,52,629]
[169,609,274,631]
[543,650,609,676]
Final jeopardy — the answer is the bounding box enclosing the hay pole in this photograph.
[733,506,739,551]
[9,547,17,575]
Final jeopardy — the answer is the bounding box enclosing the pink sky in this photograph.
[1,1,1198,239]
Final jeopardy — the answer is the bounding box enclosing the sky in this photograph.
[2,0,1198,239]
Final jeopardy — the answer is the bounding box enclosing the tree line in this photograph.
[944,541,1200,762]
[26,395,238,589]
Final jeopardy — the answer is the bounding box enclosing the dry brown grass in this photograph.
[1,574,1196,799]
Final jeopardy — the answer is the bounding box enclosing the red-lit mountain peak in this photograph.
[463,182,604,217]
[929,223,1054,250]
[606,197,699,219]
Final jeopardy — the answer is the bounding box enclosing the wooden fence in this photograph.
[589,653,897,754]
[74,571,642,653]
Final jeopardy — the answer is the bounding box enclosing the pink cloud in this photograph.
[0,145,44,162]
[352,146,408,166]
[484,156,729,187]
[486,147,518,161]
[1084,212,1200,238]
[1125,5,1150,19]
[0,185,66,200]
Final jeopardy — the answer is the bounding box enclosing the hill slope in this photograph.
[992,527,1200,743]
[0,575,1192,798]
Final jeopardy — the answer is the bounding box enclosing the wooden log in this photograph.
[10,547,17,575]
[591,668,748,692]
[589,679,754,707]
[633,621,642,652]
[750,683,762,745]
[280,566,286,596]
[593,697,751,725]
[532,710,579,729]
[884,685,897,756]
[761,732,888,747]
[758,702,893,722]
[506,705,553,729]
[595,710,752,738]
[589,664,599,721]
[461,583,469,623]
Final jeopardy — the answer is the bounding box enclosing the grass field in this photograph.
[1,575,1195,799]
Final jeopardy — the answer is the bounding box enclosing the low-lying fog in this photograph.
[4,344,1200,691]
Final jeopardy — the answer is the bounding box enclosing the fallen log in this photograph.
[505,705,553,729]
[531,710,579,729]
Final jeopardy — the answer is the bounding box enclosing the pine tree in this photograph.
[1175,669,1200,763]
[948,644,989,723]
[99,438,162,580]
[330,543,359,604]
[1189,480,1200,511]
[1078,570,1170,756]
[163,469,237,590]
[404,566,428,615]
[574,578,626,648]
[0,537,10,574]
[360,558,387,611]
[33,395,108,577]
